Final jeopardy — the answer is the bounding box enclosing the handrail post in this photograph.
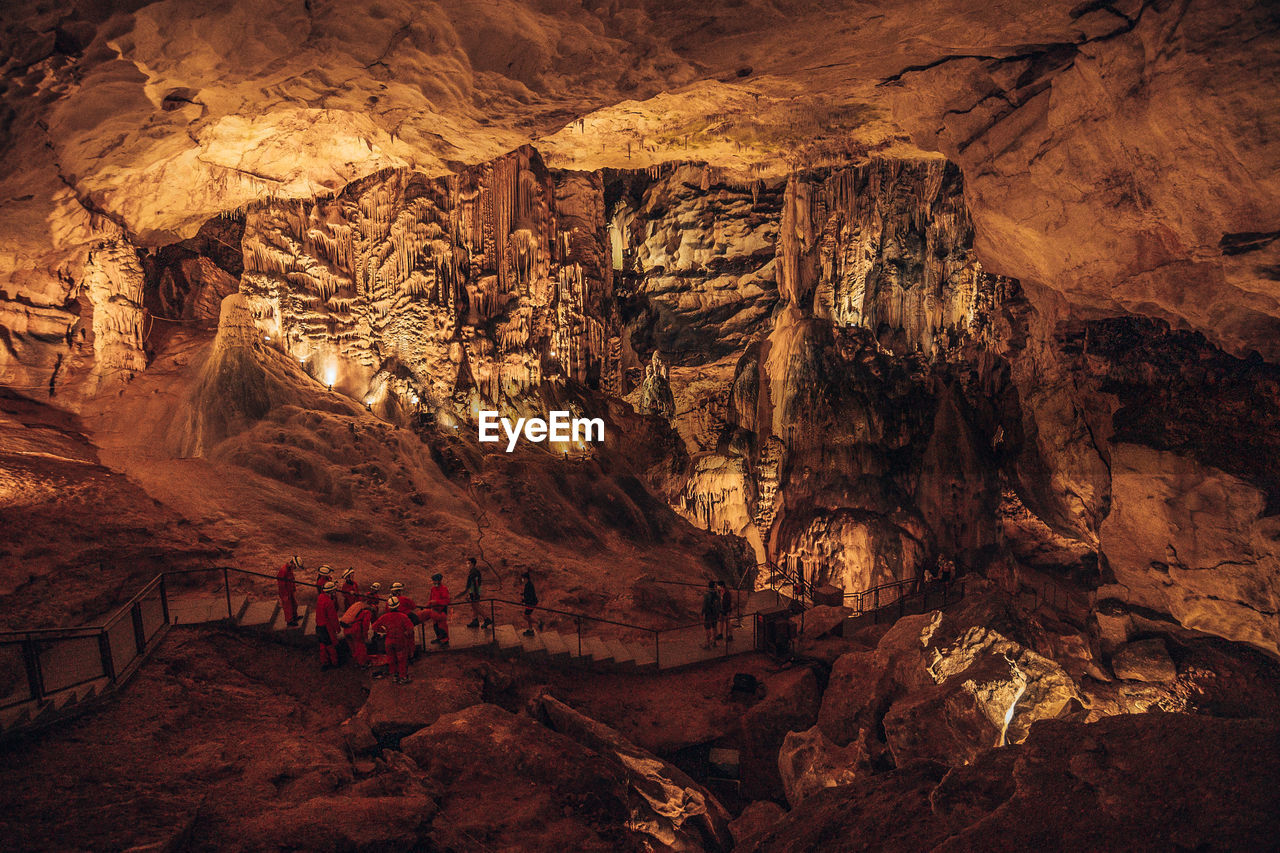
[223,567,232,620]
[490,600,496,641]
[131,602,146,656]
[98,630,116,684]
[22,637,44,705]
[160,574,170,626]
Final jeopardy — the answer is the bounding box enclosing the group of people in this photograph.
[274,555,542,684]
[701,580,735,649]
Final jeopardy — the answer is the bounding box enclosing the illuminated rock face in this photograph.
[239,147,622,420]
[639,159,1012,588]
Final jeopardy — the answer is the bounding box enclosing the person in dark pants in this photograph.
[719,581,734,643]
[702,581,720,649]
[520,570,538,637]
[464,557,489,629]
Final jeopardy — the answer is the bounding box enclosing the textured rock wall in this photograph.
[618,158,1015,588]
[239,147,622,421]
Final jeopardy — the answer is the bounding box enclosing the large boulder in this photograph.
[817,612,953,748]
[778,725,871,807]
[221,794,436,851]
[728,801,786,849]
[1111,638,1178,683]
[1100,443,1280,658]
[740,715,1280,853]
[353,672,484,740]
[401,704,639,852]
[539,694,734,852]
[738,666,823,801]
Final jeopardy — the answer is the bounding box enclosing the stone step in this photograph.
[519,630,547,657]
[493,624,522,651]
[238,599,278,629]
[603,637,636,669]
[168,596,228,625]
[269,603,292,631]
[0,703,32,732]
[229,595,250,622]
[581,635,613,665]
[630,643,658,671]
[539,630,572,661]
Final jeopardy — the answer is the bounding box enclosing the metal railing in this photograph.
[1,561,978,733]
[845,575,972,623]
[1,573,170,716]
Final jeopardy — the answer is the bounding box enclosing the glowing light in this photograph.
[998,653,1028,748]
[324,366,338,388]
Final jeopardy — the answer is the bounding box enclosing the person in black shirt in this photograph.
[521,570,538,637]
[701,581,721,649]
[464,557,490,629]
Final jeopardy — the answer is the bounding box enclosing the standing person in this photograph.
[426,573,451,646]
[701,581,720,649]
[365,581,383,606]
[277,556,301,626]
[464,557,488,629]
[520,570,538,637]
[340,568,360,611]
[341,595,374,667]
[719,581,734,644]
[316,580,341,670]
[936,555,954,585]
[316,565,333,595]
[371,597,415,684]
[389,582,416,616]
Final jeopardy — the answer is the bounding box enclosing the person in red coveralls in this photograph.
[371,597,414,684]
[316,565,333,595]
[426,573,450,647]
[339,568,360,611]
[316,580,342,670]
[340,596,374,667]
[389,581,415,615]
[277,555,301,626]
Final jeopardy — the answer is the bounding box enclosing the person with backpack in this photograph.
[520,571,538,637]
[340,595,374,667]
[702,580,721,649]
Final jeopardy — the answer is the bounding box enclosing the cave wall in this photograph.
[238,147,624,419]
[615,158,1018,592]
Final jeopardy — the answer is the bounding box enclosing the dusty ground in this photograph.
[0,624,793,851]
[0,627,369,851]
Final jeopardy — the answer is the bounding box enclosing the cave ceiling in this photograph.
[2,0,1278,356]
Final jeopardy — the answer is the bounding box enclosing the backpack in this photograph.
[339,601,367,627]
